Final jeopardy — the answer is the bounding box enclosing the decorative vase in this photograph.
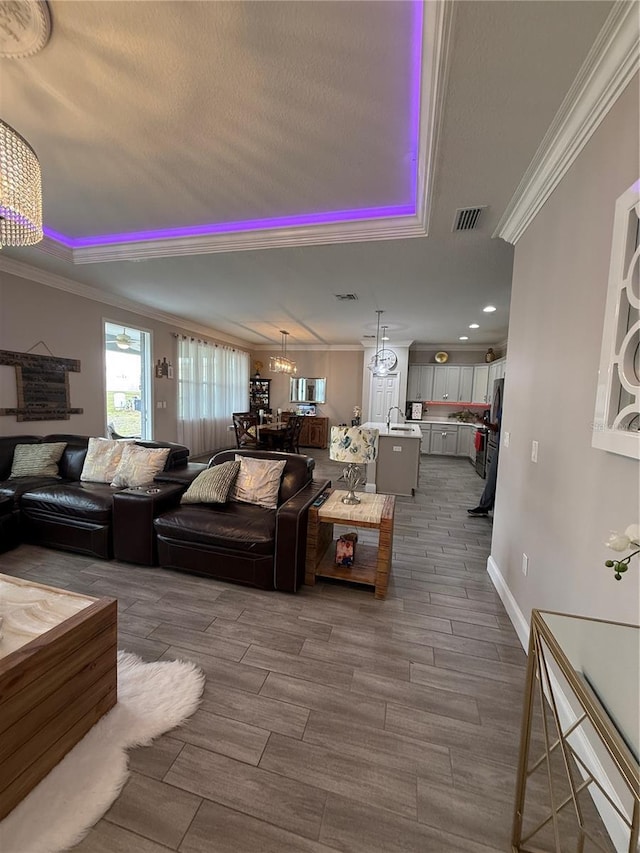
[485,348,496,363]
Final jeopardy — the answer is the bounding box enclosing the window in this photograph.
[104,322,152,439]
[177,336,249,456]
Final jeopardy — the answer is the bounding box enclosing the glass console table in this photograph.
[512,610,639,852]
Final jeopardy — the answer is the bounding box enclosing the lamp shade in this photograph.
[330,426,378,464]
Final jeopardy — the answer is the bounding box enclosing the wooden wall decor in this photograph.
[0,350,84,421]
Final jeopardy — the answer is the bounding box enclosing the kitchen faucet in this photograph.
[386,406,404,430]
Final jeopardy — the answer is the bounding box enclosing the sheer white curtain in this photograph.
[177,337,249,457]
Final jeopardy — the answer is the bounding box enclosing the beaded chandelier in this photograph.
[0,120,43,247]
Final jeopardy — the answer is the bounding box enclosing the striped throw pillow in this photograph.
[9,442,67,478]
[180,460,241,504]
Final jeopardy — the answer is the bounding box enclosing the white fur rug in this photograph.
[1,651,205,853]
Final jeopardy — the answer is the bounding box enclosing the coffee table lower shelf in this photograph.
[305,490,395,599]
[312,542,381,588]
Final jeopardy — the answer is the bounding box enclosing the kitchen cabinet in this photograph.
[456,426,472,457]
[432,366,461,402]
[419,424,431,454]
[459,366,474,403]
[472,365,489,404]
[407,365,434,401]
[487,358,506,404]
[429,424,459,455]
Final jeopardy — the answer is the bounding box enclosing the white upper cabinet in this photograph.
[407,365,434,401]
[472,365,489,404]
[432,366,460,402]
[458,366,474,403]
[487,358,506,404]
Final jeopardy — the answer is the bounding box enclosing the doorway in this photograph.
[369,373,400,423]
[104,321,152,439]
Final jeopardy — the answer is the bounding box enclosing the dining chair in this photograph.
[232,413,263,449]
[278,415,304,453]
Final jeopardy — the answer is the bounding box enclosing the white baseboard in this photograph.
[486,555,633,852]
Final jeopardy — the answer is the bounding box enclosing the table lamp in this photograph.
[329,426,378,504]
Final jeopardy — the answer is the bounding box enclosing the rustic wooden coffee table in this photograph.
[305,489,395,599]
[0,574,117,819]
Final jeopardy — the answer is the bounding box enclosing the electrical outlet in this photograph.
[504,431,510,447]
[531,440,538,463]
[522,553,529,576]
[392,445,402,452]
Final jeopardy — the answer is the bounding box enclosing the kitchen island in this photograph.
[362,421,422,496]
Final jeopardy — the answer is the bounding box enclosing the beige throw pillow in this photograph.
[230,455,286,509]
[81,437,133,483]
[180,460,241,504]
[110,444,171,488]
[9,442,67,478]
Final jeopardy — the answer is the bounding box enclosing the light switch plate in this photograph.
[392,446,402,452]
[504,431,510,447]
[531,440,539,463]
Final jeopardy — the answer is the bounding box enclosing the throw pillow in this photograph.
[9,442,67,478]
[110,444,171,488]
[80,437,133,483]
[180,460,241,504]
[230,455,286,509]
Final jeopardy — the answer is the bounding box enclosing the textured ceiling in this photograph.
[1,0,614,346]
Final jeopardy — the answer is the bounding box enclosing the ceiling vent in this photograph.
[452,206,486,232]
[334,293,358,301]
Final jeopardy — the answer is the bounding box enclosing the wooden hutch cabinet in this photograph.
[249,378,271,413]
[283,413,329,449]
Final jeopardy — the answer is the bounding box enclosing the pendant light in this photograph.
[269,330,297,375]
[368,310,388,377]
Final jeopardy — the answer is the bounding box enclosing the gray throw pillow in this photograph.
[180,460,241,504]
[9,442,67,478]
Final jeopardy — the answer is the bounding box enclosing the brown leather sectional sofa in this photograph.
[0,438,330,594]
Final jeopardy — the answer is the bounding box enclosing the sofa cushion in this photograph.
[230,456,286,509]
[111,444,171,488]
[20,483,117,524]
[0,476,61,508]
[155,502,276,555]
[181,460,241,505]
[81,437,132,484]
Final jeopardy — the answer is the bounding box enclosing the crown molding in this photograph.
[253,343,364,352]
[495,1,640,246]
[415,0,456,233]
[47,214,426,265]
[0,256,250,349]
[37,235,74,263]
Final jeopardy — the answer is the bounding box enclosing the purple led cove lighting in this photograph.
[44,203,415,248]
[43,0,424,250]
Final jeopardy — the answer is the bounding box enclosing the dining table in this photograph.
[256,421,288,450]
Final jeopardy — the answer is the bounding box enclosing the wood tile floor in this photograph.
[0,453,614,852]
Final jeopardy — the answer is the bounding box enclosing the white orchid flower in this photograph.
[605,531,632,552]
[624,523,640,545]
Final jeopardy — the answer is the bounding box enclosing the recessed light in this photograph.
[483,305,496,313]
[469,323,479,329]
[459,336,469,341]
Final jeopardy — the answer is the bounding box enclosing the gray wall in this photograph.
[251,348,364,426]
[0,272,244,443]
[491,73,640,628]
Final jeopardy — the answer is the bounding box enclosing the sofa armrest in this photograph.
[274,478,331,593]
[113,483,185,566]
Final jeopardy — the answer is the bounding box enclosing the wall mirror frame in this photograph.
[290,377,326,404]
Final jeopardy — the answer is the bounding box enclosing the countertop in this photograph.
[406,419,486,429]
[362,421,422,438]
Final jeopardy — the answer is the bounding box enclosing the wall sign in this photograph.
[0,349,84,421]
